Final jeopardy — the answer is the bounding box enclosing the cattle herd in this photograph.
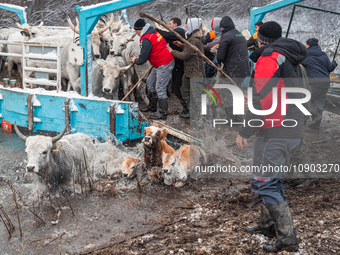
[0,14,151,104]
[14,122,206,194]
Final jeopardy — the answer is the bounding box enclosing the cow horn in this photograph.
[111,19,123,32]
[52,126,68,143]
[98,14,114,35]
[14,121,27,142]
[76,17,79,29]
[120,63,134,72]
[37,21,44,28]
[66,16,79,34]
[97,21,105,27]
[15,22,25,30]
[126,34,136,41]
[95,60,105,68]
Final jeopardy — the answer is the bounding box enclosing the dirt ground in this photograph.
[86,95,340,255]
[90,179,340,255]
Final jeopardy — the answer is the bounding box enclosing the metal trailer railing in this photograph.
[0,40,63,92]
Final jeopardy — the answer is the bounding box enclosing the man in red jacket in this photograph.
[131,19,175,120]
[236,22,307,253]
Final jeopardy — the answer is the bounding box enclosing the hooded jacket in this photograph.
[247,31,260,50]
[216,16,250,79]
[239,37,307,139]
[171,30,205,78]
[205,17,222,44]
[301,45,337,88]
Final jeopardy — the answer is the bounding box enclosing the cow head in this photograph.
[143,125,168,148]
[163,151,182,175]
[97,61,133,94]
[111,20,123,33]
[110,33,135,56]
[122,157,142,178]
[16,22,44,38]
[14,122,67,177]
[67,14,114,59]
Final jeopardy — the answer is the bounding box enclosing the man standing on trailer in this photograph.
[131,18,175,120]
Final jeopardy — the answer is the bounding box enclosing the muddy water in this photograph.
[0,130,26,178]
[0,130,231,254]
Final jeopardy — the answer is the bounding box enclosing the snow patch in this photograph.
[25,94,41,106]
[33,117,41,123]
[63,98,78,112]
[79,0,120,11]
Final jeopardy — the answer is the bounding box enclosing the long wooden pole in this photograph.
[121,66,153,101]
[140,12,239,87]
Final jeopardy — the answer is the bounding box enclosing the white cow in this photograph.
[97,56,134,100]
[26,32,80,91]
[7,22,45,78]
[14,122,96,193]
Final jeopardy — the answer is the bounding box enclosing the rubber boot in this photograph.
[151,98,167,120]
[263,201,299,253]
[296,178,319,188]
[178,100,189,115]
[309,119,321,131]
[308,110,322,130]
[179,101,190,119]
[141,91,157,112]
[246,204,276,238]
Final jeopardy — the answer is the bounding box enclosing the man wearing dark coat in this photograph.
[216,16,250,81]
[301,38,337,130]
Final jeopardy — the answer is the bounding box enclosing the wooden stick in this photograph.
[225,221,233,245]
[140,12,238,87]
[11,183,23,236]
[0,212,12,238]
[0,203,14,231]
[44,231,65,246]
[28,208,46,224]
[312,136,340,144]
[121,66,153,101]
[64,194,75,216]
[82,148,93,192]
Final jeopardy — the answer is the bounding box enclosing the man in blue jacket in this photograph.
[301,38,337,130]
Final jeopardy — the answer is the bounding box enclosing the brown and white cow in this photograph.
[143,125,174,169]
[162,145,206,188]
[122,157,143,178]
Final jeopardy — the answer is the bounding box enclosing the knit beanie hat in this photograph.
[306,38,319,47]
[134,19,146,30]
[257,21,282,45]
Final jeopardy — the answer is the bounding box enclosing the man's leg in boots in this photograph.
[151,60,174,120]
[179,75,191,119]
[142,68,158,112]
[309,87,327,130]
[246,203,276,238]
[263,201,299,252]
[252,178,298,252]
